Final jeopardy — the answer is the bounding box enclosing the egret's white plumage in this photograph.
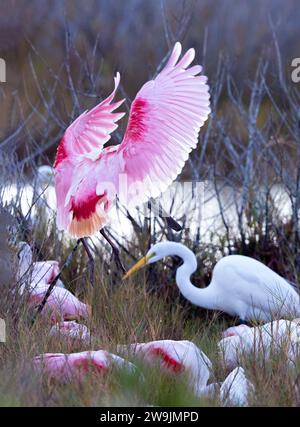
[124,242,300,322]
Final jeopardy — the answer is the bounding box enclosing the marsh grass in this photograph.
[1,247,300,407]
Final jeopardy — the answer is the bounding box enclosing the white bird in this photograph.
[36,165,54,189]
[123,242,300,322]
[32,165,55,220]
[220,367,254,407]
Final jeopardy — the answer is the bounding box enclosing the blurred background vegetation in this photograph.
[1,0,299,161]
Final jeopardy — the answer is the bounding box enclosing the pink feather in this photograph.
[54,43,210,237]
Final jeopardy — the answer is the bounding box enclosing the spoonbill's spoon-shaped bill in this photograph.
[117,339,212,397]
[124,242,300,322]
[54,42,210,238]
[33,350,136,383]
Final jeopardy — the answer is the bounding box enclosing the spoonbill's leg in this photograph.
[99,229,126,273]
[80,238,94,287]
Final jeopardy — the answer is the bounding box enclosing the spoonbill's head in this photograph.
[122,241,185,280]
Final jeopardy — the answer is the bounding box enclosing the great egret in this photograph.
[54,42,210,269]
[123,241,300,322]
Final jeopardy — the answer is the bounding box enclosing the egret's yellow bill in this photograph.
[122,254,152,280]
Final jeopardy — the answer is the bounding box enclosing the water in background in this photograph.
[2,181,292,245]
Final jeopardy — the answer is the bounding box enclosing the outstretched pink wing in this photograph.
[117,42,210,206]
[54,73,125,166]
[54,73,125,233]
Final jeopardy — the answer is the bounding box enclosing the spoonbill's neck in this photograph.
[172,244,217,310]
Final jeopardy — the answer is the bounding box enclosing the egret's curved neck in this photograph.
[172,244,217,310]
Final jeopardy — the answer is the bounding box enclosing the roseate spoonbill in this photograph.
[49,321,91,343]
[222,324,251,338]
[123,242,300,322]
[17,242,64,288]
[222,318,300,338]
[21,281,91,323]
[220,367,254,407]
[117,339,212,397]
[33,350,135,383]
[54,42,210,271]
[218,319,300,369]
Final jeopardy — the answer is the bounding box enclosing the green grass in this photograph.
[1,257,300,407]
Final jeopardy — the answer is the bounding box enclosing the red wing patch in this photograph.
[54,138,68,168]
[126,98,148,141]
[150,347,185,373]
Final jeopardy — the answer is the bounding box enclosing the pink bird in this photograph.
[22,282,91,323]
[33,350,135,383]
[218,320,300,370]
[49,320,91,343]
[17,241,62,286]
[222,324,251,338]
[117,339,212,396]
[54,42,210,239]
